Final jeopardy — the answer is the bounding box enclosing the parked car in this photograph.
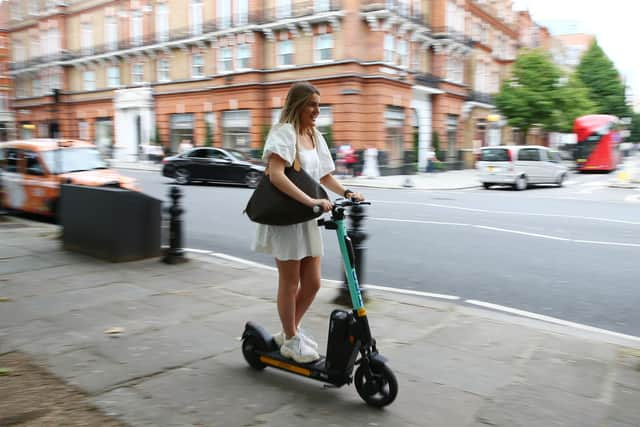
[162,147,265,188]
[0,139,138,217]
[476,145,568,190]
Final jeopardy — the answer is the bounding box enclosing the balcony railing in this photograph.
[360,0,426,26]
[9,3,345,72]
[468,90,495,105]
[414,72,441,88]
[431,27,475,48]
[262,0,342,22]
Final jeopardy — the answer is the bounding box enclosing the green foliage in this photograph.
[204,121,213,147]
[552,74,598,132]
[323,126,334,149]
[629,113,640,142]
[413,131,419,170]
[575,42,631,118]
[495,50,561,134]
[496,49,597,134]
[432,131,444,161]
[259,125,271,157]
[153,126,162,145]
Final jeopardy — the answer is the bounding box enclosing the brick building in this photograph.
[0,0,15,141]
[7,0,523,171]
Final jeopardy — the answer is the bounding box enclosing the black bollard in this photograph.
[333,203,369,306]
[163,186,188,264]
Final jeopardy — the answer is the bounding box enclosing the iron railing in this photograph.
[360,0,427,26]
[10,1,344,71]
[467,90,495,105]
[414,72,441,88]
[431,27,475,48]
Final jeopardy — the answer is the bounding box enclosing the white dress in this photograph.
[252,123,335,261]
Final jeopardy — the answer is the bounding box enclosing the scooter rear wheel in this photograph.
[242,336,266,370]
[354,363,398,407]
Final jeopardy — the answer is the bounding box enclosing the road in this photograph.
[123,169,640,336]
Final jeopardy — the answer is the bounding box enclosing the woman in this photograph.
[253,82,364,363]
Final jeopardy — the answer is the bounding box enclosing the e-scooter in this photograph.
[241,199,398,407]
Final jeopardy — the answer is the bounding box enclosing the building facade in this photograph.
[0,1,15,141]
[7,0,524,170]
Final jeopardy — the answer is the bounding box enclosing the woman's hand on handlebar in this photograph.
[311,198,333,212]
[348,191,365,202]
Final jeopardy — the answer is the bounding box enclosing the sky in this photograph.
[512,0,640,109]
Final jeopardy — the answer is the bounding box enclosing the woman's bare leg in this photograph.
[295,256,322,328]
[275,258,301,339]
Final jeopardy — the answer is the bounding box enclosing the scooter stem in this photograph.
[335,218,365,313]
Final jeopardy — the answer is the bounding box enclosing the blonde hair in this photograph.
[279,82,320,140]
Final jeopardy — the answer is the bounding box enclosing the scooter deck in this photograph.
[258,342,341,384]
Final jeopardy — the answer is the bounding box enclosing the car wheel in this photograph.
[245,170,261,188]
[482,183,492,189]
[175,168,191,185]
[514,175,527,191]
[556,173,565,187]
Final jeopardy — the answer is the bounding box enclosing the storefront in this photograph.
[221,110,251,152]
[384,106,405,173]
[170,113,194,154]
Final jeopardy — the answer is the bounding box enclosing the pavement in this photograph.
[3,217,640,426]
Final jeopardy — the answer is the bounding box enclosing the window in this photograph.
[106,16,118,50]
[78,121,89,140]
[29,0,39,15]
[25,151,44,176]
[517,148,541,161]
[314,34,333,62]
[217,0,231,29]
[398,40,408,67]
[156,4,169,42]
[157,58,170,82]
[107,66,120,87]
[47,29,60,56]
[219,47,233,72]
[132,63,144,84]
[236,44,251,70]
[131,12,143,46]
[277,40,294,66]
[14,40,25,63]
[192,54,204,77]
[447,55,464,84]
[276,0,292,19]
[191,0,203,35]
[33,78,41,97]
[4,149,20,173]
[30,36,39,59]
[11,1,21,21]
[314,0,330,12]
[81,23,93,55]
[236,0,248,25]
[384,34,394,63]
[83,71,96,91]
[0,94,7,111]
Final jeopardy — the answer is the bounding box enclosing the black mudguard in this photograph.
[242,321,274,351]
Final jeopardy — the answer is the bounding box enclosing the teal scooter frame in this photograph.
[241,199,398,407]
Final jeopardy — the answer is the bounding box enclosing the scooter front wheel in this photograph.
[354,363,398,407]
[242,336,266,370]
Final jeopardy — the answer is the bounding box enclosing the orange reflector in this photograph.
[260,356,311,376]
[357,307,367,317]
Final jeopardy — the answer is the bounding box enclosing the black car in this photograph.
[162,147,265,188]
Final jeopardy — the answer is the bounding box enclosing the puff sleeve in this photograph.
[315,129,336,179]
[262,123,296,167]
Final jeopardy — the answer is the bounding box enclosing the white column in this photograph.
[411,95,433,172]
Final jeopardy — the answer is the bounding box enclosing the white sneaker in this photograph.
[273,329,318,350]
[280,335,320,364]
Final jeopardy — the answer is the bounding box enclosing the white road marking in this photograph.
[369,217,639,248]
[364,284,460,300]
[208,252,278,271]
[371,200,640,225]
[466,300,640,343]
[625,194,640,203]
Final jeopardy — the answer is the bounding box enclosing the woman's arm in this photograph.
[320,174,364,201]
[268,154,332,211]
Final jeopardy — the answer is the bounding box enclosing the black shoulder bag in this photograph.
[244,134,328,226]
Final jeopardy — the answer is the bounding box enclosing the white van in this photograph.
[476,145,568,190]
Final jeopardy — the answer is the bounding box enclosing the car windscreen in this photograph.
[480,148,510,161]
[41,147,108,174]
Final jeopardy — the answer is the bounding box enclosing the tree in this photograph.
[629,113,640,142]
[432,130,444,161]
[575,42,631,118]
[552,74,597,133]
[495,50,561,136]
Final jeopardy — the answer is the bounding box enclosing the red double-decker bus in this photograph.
[574,114,620,172]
